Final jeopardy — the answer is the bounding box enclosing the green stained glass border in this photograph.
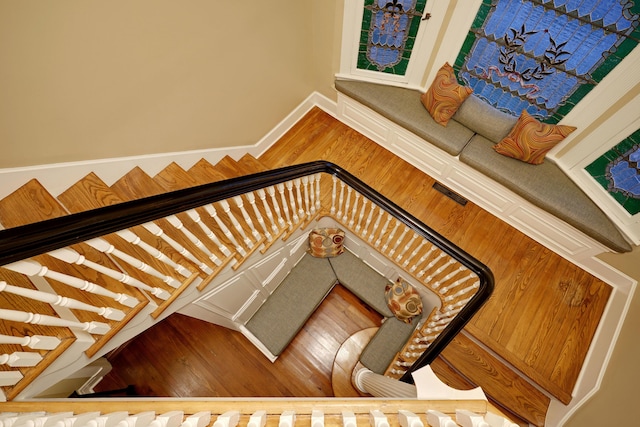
[585,128,640,216]
[357,0,427,76]
[454,0,640,124]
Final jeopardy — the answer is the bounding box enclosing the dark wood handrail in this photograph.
[0,160,493,381]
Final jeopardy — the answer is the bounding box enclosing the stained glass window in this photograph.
[585,128,640,215]
[454,0,640,123]
[358,0,427,75]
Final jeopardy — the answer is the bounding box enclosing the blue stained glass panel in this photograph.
[455,0,640,123]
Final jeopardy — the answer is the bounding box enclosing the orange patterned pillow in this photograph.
[384,278,423,324]
[493,110,576,165]
[421,62,473,126]
[308,228,345,258]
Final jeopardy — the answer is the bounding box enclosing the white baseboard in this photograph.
[0,92,337,200]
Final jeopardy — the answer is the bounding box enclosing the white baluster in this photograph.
[342,187,353,223]
[369,410,389,427]
[444,282,480,302]
[118,411,156,427]
[389,368,406,376]
[396,232,418,262]
[212,411,239,427]
[166,215,222,267]
[257,188,280,235]
[233,195,261,241]
[285,181,300,224]
[0,351,43,367]
[143,222,214,275]
[438,272,475,294]
[361,200,375,237]
[4,259,138,308]
[375,214,393,247]
[203,204,247,257]
[266,186,286,229]
[148,411,183,427]
[294,178,305,219]
[307,175,317,215]
[186,209,232,257]
[336,181,346,219]
[411,245,436,273]
[247,411,266,427]
[86,412,128,427]
[0,281,125,321]
[444,296,473,312]
[0,371,22,386]
[62,412,102,427]
[408,344,428,351]
[182,411,211,427]
[330,176,338,215]
[49,246,171,300]
[311,410,324,427]
[368,207,385,243]
[314,173,322,211]
[398,410,424,427]
[116,229,193,278]
[342,411,357,427]
[428,315,454,327]
[349,192,360,228]
[277,183,292,229]
[0,308,109,335]
[86,237,180,291]
[422,324,446,334]
[301,176,311,217]
[403,351,421,359]
[245,192,272,241]
[355,197,367,232]
[389,227,409,257]
[28,412,74,427]
[279,411,295,427]
[0,333,60,350]
[382,221,400,252]
[403,238,426,268]
[418,252,446,278]
[219,199,253,248]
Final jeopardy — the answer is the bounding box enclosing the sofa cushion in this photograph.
[421,62,473,126]
[335,79,475,155]
[460,135,632,253]
[358,316,418,374]
[493,110,577,165]
[329,249,394,318]
[453,95,518,144]
[244,254,337,356]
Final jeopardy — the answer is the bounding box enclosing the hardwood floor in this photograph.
[96,107,610,426]
[95,285,382,397]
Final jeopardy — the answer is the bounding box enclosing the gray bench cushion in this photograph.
[358,316,418,374]
[460,135,632,253]
[245,254,337,356]
[335,79,474,155]
[329,249,394,317]
[453,95,518,144]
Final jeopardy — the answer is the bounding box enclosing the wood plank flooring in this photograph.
[96,107,610,422]
[95,285,382,397]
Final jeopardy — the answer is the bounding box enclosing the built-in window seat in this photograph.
[244,249,439,374]
[334,79,632,254]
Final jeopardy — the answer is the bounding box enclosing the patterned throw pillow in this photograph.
[493,110,577,165]
[384,278,423,324]
[421,62,473,126]
[308,228,345,258]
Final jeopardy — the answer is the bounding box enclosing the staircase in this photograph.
[0,151,493,403]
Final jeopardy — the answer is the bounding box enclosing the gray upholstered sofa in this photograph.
[245,249,437,374]
[334,79,632,253]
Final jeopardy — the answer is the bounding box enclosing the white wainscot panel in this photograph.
[444,167,512,213]
[391,128,450,179]
[507,204,596,257]
[338,95,392,143]
[247,249,292,295]
[195,272,264,319]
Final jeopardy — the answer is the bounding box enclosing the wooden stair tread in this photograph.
[187,159,227,184]
[439,333,550,426]
[237,154,269,175]
[154,162,199,192]
[211,155,245,179]
[0,179,69,228]
[111,166,165,199]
